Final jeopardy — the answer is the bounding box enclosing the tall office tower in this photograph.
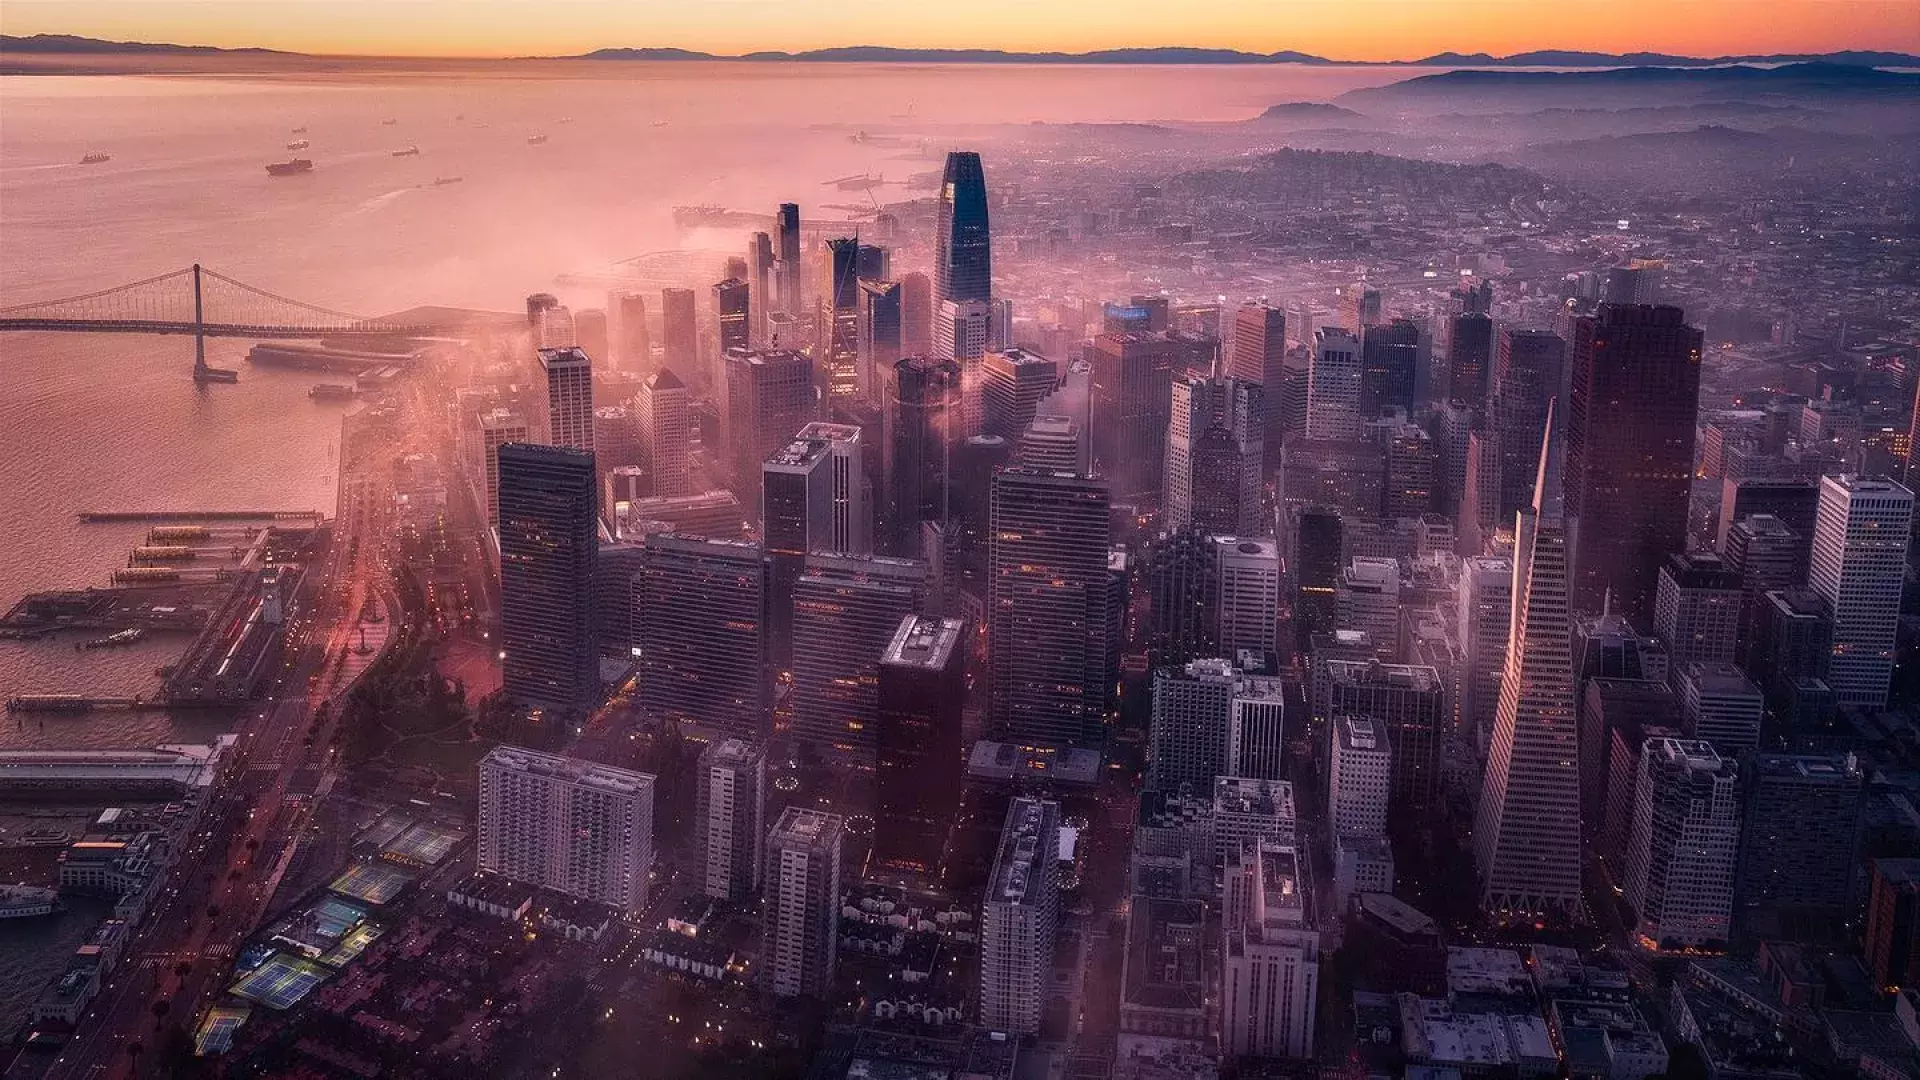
[980,347,1059,442]
[1653,553,1744,675]
[935,299,993,396]
[747,232,775,344]
[1306,328,1364,439]
[1360,318,1420,419]
[722,348,817,489]
[934,150,991,304]
[1566,304,1704,620]
[874,616,966,876]
[1149,659,1263,795]
[695,738,765,902]
[1221,841,1320,1061]
[819,237,865,400]
[1607,259,1664,306]
[762,808,844,998]
[1678,661,1764,757]
[1863,859,1920,991]
[1624,737,1739,950]
[1809,475,1913,709]
[990,298,1013,351]
[1722,514,1802,663]
[1344,282,1383,333]
[1474,403,1582,919]
[1383,422,1436,519]
[989,468,1112,749]
[1749,587,1833,707]
[660,287,698,378]
[1581,677,1679,849]
[1491,329,1566,522]
[609,290,651,371]
[497,443,599,714]
[1329,715,1393,837]
[477,747,654,914]
[1459,555,1513,748]
[1294,508,1343,643]
[901,271,933,356]
[789,553,928,764]
[634,533,767,741]
[1738,753,1863,925]
[536,304,576,349]
[1214,536,1280,666]
[859,280,904,403]
[1459,430,1499,552]
[1717,477,1820,560]
[775,202,802,315]
[476,409,530,527]
[1213,777,1299,874]
[1017,415,1082,473]
[1321,660,1445,810]
[526,291,559,329]
[883,356,960,554]
[1087,333,1175,498]
[762,423,869,670]
[635,367,691,498]
[537,346,595,453]
[980,798,1060,1034]
[1574,607,1671,686]
[1229,679,1288,781]
[1432,401,1476,523]
[1336,557,1402,660]
[1165,373,1263,535]
[1229,304,1288,462]
[1445,312,1495,411]
[856,243,890,282]
[714,277,750,356]
[1146,528,1219,662]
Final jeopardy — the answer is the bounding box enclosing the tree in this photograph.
[151,999,171,1029]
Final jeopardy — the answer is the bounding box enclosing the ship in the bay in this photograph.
[266,158,314,177]
[0,885,60,920]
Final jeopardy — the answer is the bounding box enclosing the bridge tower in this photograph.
[190,264,239,384]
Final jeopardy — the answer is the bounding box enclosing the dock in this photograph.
[78,510,324,524]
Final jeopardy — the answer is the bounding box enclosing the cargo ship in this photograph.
[431,176,464,186]
[80,629,146,649]
[266,158,314,177]
[392,145,420,157]
[309,383,357,401]
[526,133,548,145]
[80,151,111,165]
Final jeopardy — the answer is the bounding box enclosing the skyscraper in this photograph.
[1566,304,1704,619]
[722,348,818,490]
[1164,372,1262,536]
[762,808,844,998]
[1474,401,1582,919]
[1653,553,1744,676]
[1808,475,1913,709]
[609,290,650,372]
[747,231,775,344]
[1624,738,1739,950]
[1459,555,1513,752]
[1149,659,1278,796]
[538,346,595,453]
[981,348,1059,443]
[1229,304,1287,464]
[1145,528,1219,663]
[1320,659,1445,810]
[1221,841,1320,1061]
[1088,332,1178,498]
[475,408,530,528]
[789,553,928,764]
[633,533,767,742]
[477,746,654,915]
[980,798,1060,1035]
[1445,311,1494,411]
[636,367,690,498]
[901,271,933,356]
[714,277,750,356]
[874,616,966,877]
[1214,536,1280,666]
[859,279,903,404]
[498,443,599,714]
[1491,329,1565,523]
[1306,327,1364,439]
[882,356,960,555]
[1738,753,1863,925]
[661,287,698,377]
[775,202,802,315]
[1360,318,1420,419]
[1329,715,1392,838]
[821,237,865,400]
[934,151,991,305]
[935,298,993,378]
[695,738,765,902]
[989,468,1112,749]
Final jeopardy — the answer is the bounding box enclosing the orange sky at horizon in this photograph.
[5,0,1917,61]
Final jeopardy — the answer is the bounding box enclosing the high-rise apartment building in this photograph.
[980,798,1060,1035]
[874,616,966,877]
[538,346,595,453]
[933,151,991,305]
[1222,841,1320,1060]
[1306,327,1364,439]
[989,468,1112,749]
[498,443,599,714]
[636,367,690,498]
[1475,402,1582,919]
[789,553,928,764]
[762,808,844,997]
[633,533,767,741]
[1329,715,1392,838]
[1566,304,1704,620]
[695,738,764,902]
[723,348,818,490]
[477,746,654,914]
[1624,738,1739,950]
[1808,475,1913,709]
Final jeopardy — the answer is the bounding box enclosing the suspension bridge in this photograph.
[0,265,430,383]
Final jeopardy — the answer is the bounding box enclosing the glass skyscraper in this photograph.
[933,151,991,305]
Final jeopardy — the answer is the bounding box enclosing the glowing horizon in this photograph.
[5,0,1917,62]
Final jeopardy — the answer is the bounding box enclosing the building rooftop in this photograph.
[479,746,654,799]
[0,738,232,791]
[1324,658,1442,692]
[1211,776,1295,822]
[881,616,964,671]
[536,346,591,369]
[1336,715,1387,754]
[987,798,1058,907]
[1356,892,1438,938]
[969,741,1103,786]
[769,807,843,854]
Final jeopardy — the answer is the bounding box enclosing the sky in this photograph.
[5,0,1918,60]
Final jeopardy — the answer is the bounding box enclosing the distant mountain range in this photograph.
[1341,61,1920,103]
[3,34,1917,68]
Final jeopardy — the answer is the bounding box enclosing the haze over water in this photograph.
[0,61,1416,747]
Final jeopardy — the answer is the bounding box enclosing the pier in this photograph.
[5,695,168,715]
[79,510,324,524]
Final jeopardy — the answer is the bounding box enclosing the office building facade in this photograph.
[477,746,654,915]
[498,443,600,714]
